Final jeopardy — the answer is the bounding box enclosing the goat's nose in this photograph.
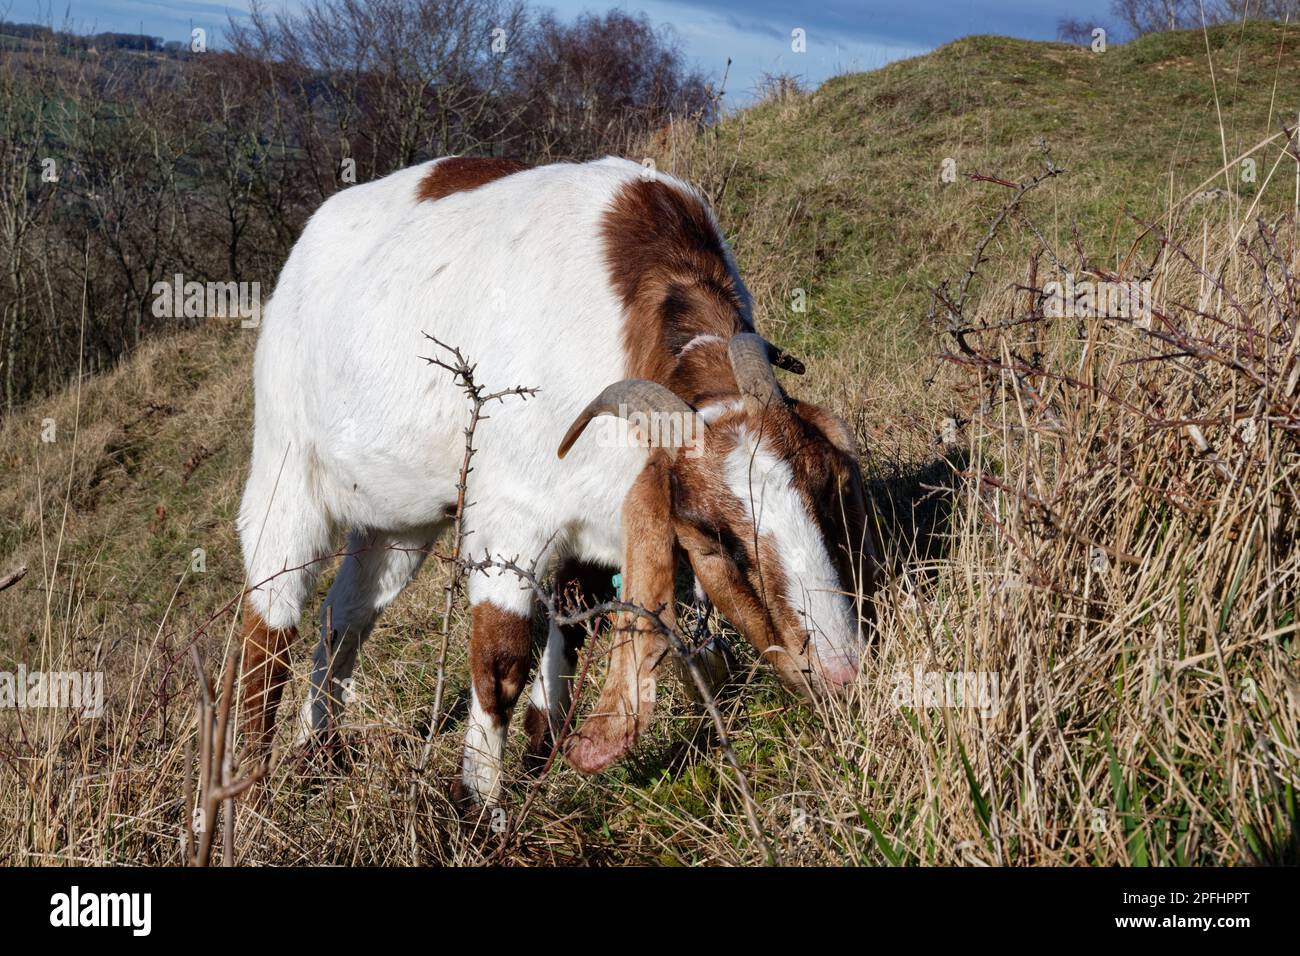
[811,640,859,688]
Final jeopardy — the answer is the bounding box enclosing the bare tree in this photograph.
[510,10,715,159]
[1110,0,1202,35]
[1110,0,1299,38]
[1056,17,1104,45]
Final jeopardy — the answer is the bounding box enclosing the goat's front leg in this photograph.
[524,558,616,767]
[456,599,534,808]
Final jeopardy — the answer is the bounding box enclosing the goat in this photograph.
[237,156,880,806]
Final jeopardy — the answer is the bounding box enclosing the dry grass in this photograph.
[1,25,1298,866]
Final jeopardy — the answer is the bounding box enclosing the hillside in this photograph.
[2,23,1298,865]
[695,24,1297,345]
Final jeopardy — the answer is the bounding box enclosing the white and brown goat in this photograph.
[237,156,879,805]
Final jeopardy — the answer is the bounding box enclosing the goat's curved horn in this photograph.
[729,333,785,409]
[557,379,701,459]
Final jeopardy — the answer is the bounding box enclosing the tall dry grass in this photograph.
[822,204,1300,865]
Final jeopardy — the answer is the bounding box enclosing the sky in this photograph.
[4,0,1117,103]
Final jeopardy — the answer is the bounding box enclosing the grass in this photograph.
[1,23,1298,865]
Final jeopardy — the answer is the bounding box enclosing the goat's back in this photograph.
[248,157,654,534]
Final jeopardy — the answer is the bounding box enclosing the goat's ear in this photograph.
[564,451,677,773]
[793,399,859,459]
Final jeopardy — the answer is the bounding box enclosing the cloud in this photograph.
[721,14,787,42]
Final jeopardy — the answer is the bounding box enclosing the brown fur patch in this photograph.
[415,157,529,204]
[565,452,677,773]
[666,337,744,407]
[671,443,789,655]
[523,705,551,761]
[601,179,750,385]
[238,599,296,758]
[468,602,533,725]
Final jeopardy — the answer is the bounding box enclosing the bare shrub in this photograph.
[753,72,806,106]
[510,9,715,160]
[1111,0,1300,38]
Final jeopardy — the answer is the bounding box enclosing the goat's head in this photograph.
[557,333,878,772]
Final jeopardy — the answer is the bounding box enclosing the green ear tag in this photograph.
[611,572,623,599]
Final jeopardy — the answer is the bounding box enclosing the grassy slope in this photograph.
[706,24,1297,349]
[2,23,1297,864]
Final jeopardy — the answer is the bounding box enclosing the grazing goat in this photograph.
[237,156,879,806]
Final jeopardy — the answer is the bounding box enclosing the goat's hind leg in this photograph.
[298,528,435,752]
[237,460,333,773]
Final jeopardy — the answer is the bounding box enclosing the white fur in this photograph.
[528,617,572,731]
[724,430,860,683]
[239,158,658,627]
[677,333,726,356]
[698,398,745,425]
[461,688,504,801]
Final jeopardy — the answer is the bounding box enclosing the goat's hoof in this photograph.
[521,705,561,777]
[449,777,491,816]
[449,776,474,811]
[449,779,508,840]
[288,731,354,785]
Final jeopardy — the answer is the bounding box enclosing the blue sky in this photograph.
[4,0,1116,102]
